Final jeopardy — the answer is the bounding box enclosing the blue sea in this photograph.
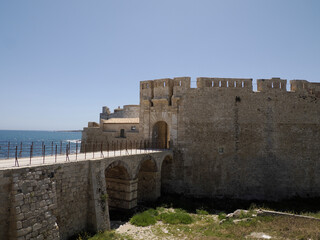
[0,130,82,159]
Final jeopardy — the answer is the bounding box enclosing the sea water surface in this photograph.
[0,130,82,159]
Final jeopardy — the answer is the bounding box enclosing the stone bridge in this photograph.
[0,150,173,240]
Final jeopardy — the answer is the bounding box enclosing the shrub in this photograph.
[218,212,227,220]
[130,209,158,227]
[196,209,209,215]
[158,210,193,225]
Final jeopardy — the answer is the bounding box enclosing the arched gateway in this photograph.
[152,121,170,149]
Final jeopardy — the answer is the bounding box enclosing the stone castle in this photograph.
[82,77,320,200]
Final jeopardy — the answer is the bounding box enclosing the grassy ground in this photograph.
[74,197,320,240]
[83,207,320,240]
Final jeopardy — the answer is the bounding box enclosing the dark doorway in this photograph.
[152,121,169,149]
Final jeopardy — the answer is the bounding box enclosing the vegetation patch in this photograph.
[157,209,193,225]
[129,209,158,227]
[196,208,209,215]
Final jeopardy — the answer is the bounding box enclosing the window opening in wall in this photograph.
[227,81,229,87]
[146,83,149,89]
[179,81,181,86]
[272,82,274,88]
[120,129,125,138]
[212,81,214,87]
[234,81,236,87]
[242,81,244,88]
[218,147,224,154]
[164,82,166,87]
[219,81,221,87]
[131,126,136,131]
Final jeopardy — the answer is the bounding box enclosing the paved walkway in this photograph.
[0,149,162,170]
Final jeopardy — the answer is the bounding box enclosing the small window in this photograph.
[218,147,224,154]
[131,126,136,131]
[120,129,125,138]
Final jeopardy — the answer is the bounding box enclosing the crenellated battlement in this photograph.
[290,80,320,97]
[140,77,319,108]
[257,78,287,92]
[196,77,253,90]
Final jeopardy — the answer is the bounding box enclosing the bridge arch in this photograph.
[135,156,160,202]
[105,160,137,209]
[152,121,170,149]
[160,154,174,195]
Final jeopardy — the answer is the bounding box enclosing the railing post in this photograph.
[76,142,78,161]
[100,142,104,158]
[55,144,57,163]
[112,141,115,157]
[93,142,95,159]
[19,142,22,158]
[66,143,69,161]
[29,143,32,165]
[7,141,10,159]
[84,143,87,160]
[43,145,45,164]
[15,146,19,167]
[107,141,109,158]
[60,141,62,155]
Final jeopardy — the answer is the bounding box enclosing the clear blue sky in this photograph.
[1,0,319,130]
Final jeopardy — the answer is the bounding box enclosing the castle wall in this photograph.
[175,79,320,200]
[82,76,320,201]
[100,105,140,120]
[139,77,320,200]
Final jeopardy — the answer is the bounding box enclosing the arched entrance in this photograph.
[105,162,137,209]
[161,155,174,195]
[152,121,170,149]
[137,159,159,202]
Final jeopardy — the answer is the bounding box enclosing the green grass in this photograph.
[157,209,193,224]
[196,208,209,215]
[130,209,158,227]
[129,208,193,226]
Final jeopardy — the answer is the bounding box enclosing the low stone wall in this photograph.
[0,162,109,240]
[0,151,172,240]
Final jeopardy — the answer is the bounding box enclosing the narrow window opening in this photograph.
[234,81,236,87]
[212,81,214,87]
[131,126,136,131]
[179,81,181,86]
[120,129,125,138]
[219,81,221,87]
[164,82,166,87]
[272,82,274,88]
[227,81,229,87]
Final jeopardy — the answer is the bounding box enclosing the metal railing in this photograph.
[0,140,169,168]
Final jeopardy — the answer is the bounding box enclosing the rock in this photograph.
[233,218,251,224]
[246,232,272,239]
[227,209,249,218]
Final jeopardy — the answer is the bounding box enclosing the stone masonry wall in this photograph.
[0,162,109,240]
[0,151,171,240]
[139,77,320,200]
